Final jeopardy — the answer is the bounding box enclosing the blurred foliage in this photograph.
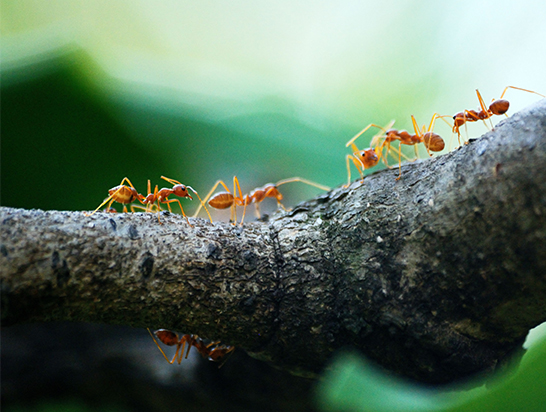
[1,50,360,215]
[4,399,127,412]
[317,333,546,412]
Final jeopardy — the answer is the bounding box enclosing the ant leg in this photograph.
[186,186,213,223]
[411,115,431,157]
[499,85,545,100]
[275,177,330,191]
[232,176,245,225]
[163,199,192,226]
[85,185,124,216]
[346,123,391,148]
[475,90,494,129]
[238,201,247,225]
[345,154,364,188]
[254,202,261,219]
[395,143,403,180]
[184,335,195,359]
[345,123,374,148]
[369,120,395,149]
[130,204,149,213]
[175,337,189,364]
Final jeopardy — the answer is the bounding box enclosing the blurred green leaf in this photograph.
[317,335,546,412]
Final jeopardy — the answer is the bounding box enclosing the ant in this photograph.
[193,177,330,225]
[371,115,447,180]
[452,86,545,143]
[344,121,395,187]
[147,328,234,367]
[85,177,145,216]
[139,176,212,226]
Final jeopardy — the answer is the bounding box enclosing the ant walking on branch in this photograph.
[452,86,545,143]
[139,176,212,226]
[85,177,145,216]
[359,115,448,181]
[193,176,330,225]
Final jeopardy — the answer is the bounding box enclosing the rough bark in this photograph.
[2,99,546,384]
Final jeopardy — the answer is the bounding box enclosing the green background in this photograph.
[2,1,546,411]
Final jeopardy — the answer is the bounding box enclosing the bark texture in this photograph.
[2,99,546,383]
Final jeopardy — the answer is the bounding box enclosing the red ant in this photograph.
[452,86,545,143]
[85,177,145,216]
[370,115,447,180]
[138,176,212,226]
[147,328,234,367]
[193,177,330,225]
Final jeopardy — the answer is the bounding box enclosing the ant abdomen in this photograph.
[423,132,445,152]
[489,99,510,116]
[208,192,235,209]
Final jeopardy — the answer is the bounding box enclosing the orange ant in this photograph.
[369,115,447,180]
[147,328,234,367]
[85,177,145,216]
[138,176,212,226]
[344,121,395,187]
[193,177,330,225]
[452,86,545,143]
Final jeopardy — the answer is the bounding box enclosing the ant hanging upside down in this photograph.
[147,328,235,368]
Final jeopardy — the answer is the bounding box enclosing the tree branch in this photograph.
[2,99,546,383]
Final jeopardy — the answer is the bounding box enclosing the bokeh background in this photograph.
[2,1,546,411]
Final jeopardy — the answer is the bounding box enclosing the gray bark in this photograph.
[2,99,546,383]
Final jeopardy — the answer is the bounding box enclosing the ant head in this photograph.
[360,149,379,169]
[172,184,193,200]
[453,112,466,126]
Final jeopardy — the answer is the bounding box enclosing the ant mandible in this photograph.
[452,86,545,143]
[140,176,212,226]
[344,121,394,187]
[193,176,330,225]
[85,177,145,216]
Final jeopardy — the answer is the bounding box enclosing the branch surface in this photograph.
[2,99,546,383]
